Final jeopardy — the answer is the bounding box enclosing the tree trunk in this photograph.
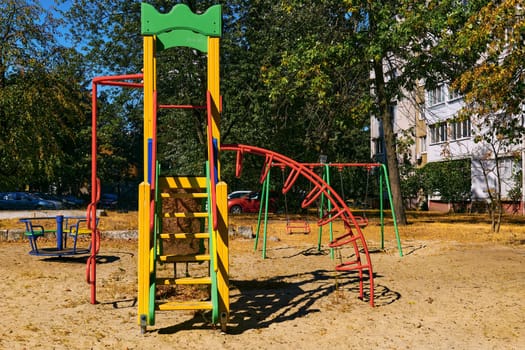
[373,59,408,225]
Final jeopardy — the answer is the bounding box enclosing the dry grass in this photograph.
[2,210,525,247]
[229,210,525,246]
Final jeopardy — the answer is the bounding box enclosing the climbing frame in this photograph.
[138,3,228,333]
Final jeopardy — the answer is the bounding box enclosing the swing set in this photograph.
[278,163,311,235]
[305,162,402,257]
[252,160,403,259]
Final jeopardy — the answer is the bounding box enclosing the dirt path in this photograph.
[0,224,524,349]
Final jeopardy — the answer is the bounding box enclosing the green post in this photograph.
[317,165,334,258]
[380,164,403,257]
[261,166,271,259]
[325,165,333,259]
[317,185,325,251]
[379,167,384,249]
[254,166,271,259]
[254,182,265,251]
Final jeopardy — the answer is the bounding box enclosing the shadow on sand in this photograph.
[157,267,400,334]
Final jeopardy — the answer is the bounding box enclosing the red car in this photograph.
[228,191,278,214]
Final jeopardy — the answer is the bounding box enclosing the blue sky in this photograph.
[40,0,70,11]
[39,0,73,46]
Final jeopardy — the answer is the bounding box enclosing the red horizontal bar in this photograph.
[302,162,382,168]
[96,81,143,88]
[159,104,206,110]
[92,73,143,84]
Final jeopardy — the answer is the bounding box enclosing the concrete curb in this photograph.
[0,210,105,220]
[0,227,254,242]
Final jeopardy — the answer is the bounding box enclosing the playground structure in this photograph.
[247,160,403,259]
[138,3,229,333]
[222,144,376,302]
[304,162,403,257]
[86,3,382,333]
[20,216,96,257]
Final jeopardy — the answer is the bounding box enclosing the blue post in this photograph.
[56,215,64,250]
[147,138,153,183]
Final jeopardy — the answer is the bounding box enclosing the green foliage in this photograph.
[95,90,142,185]
[421,159,472,203]
[2,0,520,212]
[0,58,90,192]
[225,0,370,160]
[0,1,89,192]
[451,0,524,117]
[507,165,522,204]
[220,0,373,189]
[399,163,424,201]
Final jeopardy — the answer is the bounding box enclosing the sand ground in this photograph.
[0,217,524,349]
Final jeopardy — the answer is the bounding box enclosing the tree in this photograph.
[60,0,375,193]
[449,1,524,231]
[452,0,524,118]
[0,0,58,88]
[342,0,492,225]
[0,0,89,192]
[255,1,371,161]
[470,114,522,232]
[220,0,372,193]
[422,159,472,213]
[62,0,229,180]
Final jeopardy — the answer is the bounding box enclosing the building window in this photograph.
[418,103,425,120]
[428,85,445,106]
[429,123,447,144]
[419,136,427,153]
[448,87,462,101]
[450,118,471,140]
[461,119,471,138]
[374,138,384,155]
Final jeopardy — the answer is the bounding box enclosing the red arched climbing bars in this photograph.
[221,144,375,306]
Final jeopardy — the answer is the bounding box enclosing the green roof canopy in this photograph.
[141,3,222,53]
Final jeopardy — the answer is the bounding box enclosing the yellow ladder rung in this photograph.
[158,176,207,190]
[159,232,209,239]
[160,192,208,199]
[159,254,210,263]
[164,212,208,218]
[156,300,213,311]
[156,276,211,285]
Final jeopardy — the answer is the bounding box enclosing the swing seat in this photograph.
[286,220,310,235]
[354,216,368,228]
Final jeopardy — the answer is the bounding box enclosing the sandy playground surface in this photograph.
[0,215,524,349]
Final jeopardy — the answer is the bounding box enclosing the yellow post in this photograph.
[207,36,228,330]
[143,35,156,178]
[137,182,151,328]
[207,37,221,178]
[216,181,229,331]
[138,35,156,329]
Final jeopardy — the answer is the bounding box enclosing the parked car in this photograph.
[228,191,278,214]
[0,192,58,210]
[227,190,252,200]
[32,193,64,209]
[60,195,85,208]
[99,193,118,209]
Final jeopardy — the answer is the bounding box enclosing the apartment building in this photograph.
[371,82,522,212]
